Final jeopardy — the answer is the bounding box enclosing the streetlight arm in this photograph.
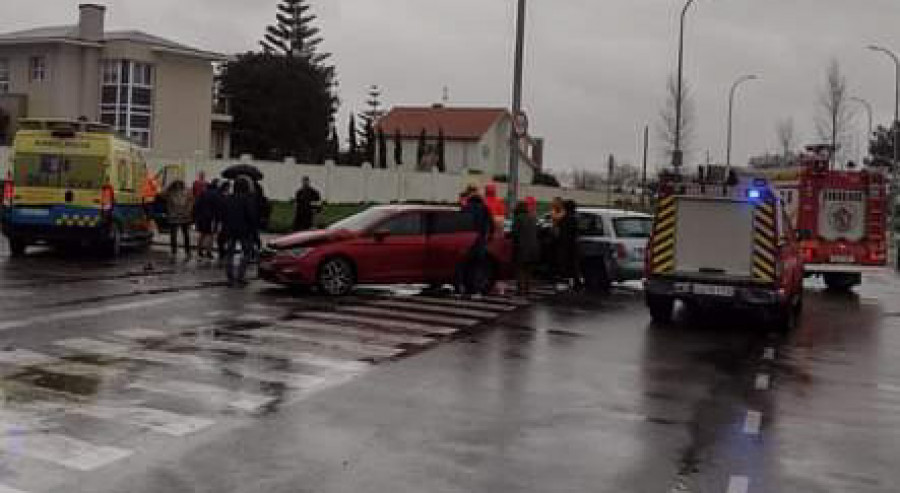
[726,75,760,171]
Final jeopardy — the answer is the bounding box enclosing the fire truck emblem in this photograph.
[829,205,854,234]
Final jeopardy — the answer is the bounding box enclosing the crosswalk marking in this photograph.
[173,338,369,373]
[404,296,519,311]
[4,432,132,471]
[127,380,276,414]
[366,299,499,319]
[114,328,169,340]
[337,306,481,327]
[0,484,29,493]
[277,319,435,346]
[0,348,58,368]
[72,405,215,437]
[223,366,329,390]
[296,312,459,336]
[480,295,530,306]
[240,327,403,359]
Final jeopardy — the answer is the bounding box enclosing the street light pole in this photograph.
[868,45,900,268]
[725,75,759,173]
[850,96,874,161]
[507,0,527,216]
[673,0,698,171]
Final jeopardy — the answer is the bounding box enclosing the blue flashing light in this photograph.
[747,189,763,201]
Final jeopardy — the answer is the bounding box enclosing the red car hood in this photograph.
[269,229,356,249]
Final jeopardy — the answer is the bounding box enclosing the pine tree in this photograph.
[347,114,359,166]
[358,85,384,161]
[417,128,428,168]
[378,128,388,169]
[262,0,331,63]
[363,118,376,165]
[436,128,446,173]
[327,126,340,163]
[394,128,404,166]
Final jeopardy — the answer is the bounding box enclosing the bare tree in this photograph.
[658,73,697,165]
[776,117,796,158]
[815,60,855,167]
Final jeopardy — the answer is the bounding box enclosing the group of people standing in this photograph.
[160,172,267,287]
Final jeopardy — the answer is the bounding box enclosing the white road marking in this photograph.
[0,349,58,367]
[55,338,218,371]
[234,313,277,324]
[114,328,169,340]
[72,405,215,437]
[277,319,435,346]
[763,347,776,360]
[0,294,202,331]
[0,484,29,493]
[754,373,771,391]
[242,327,403,358]
[175,338,369,373]
[297,312,459,336]
[337,306,480,327]
[128,380,275,413]
[743,410,762,435]
[409,296,518,311]
[367,299,499,319]
[6,433,132,471]
[480,295,530,306]
[726,475,750,493]
[167,316,204,328]
[224,366,330,390]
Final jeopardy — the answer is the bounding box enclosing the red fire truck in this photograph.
[781,146,889,291]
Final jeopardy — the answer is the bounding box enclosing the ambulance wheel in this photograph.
[8,237,26,257]
[647,294,674,324]
[103,225,122,258]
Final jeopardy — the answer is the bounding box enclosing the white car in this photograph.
[575,208,653,286]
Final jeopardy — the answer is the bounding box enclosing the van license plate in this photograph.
[830,255,854,264]
[693,284,735,297]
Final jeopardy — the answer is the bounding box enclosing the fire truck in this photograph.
[645,172,804,329]
[773,146,888,291]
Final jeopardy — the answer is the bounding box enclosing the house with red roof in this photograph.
[376,104,543,183]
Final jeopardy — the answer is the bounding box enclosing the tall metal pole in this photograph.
[673,0,697,171]
[641,125,649,208]
[725,75,759,173]
[868,45,900,268]
[507,0,527,216]
[850,96,874,161]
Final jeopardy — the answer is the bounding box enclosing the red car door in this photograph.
[426,211,477,283]
[352,212,427,283]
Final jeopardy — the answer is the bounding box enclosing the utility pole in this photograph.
[642,125,649,208]
[726,74,759,174]
[507,0,527,217]
[607,154,615,207]
[673,0,698,171]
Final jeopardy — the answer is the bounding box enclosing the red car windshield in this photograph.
[328,208,394,232]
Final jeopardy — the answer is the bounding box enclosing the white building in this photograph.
[376,105,543,183]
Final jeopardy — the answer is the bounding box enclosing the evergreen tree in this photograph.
[417,128,428,168]
[347,114,359,166]
[394,128,404,166]
[327,126,340,163]
[378,128,388,169]
[358,85,384,161]
[364,118,376,165]
[436,128,446,173]
[260,0,338,124]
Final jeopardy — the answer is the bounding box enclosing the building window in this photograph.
[0,58,9,93]
[100,60,154,148]
[29,56,47,82]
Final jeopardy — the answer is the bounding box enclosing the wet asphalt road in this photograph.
[0,243,898,492]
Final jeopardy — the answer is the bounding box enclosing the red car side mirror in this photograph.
[373,229,391,242]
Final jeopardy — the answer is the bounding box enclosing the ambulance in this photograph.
[644,172,805,329]
[1,119,153,256]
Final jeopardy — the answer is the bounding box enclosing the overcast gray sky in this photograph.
[5,0,900,173]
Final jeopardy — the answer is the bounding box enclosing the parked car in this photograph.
[259,205,513,296]
[539,208,652,290]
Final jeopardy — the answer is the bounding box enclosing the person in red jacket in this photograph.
[483,183,507,221]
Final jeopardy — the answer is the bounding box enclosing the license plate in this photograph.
[693,284,735,297]
[17,208,50,217]
[830,255,854,264]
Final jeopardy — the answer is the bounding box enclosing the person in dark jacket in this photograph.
[222,177,259,287]
[193,179,220,260]
[293,176,322,232]
[216,180,231,264]
[165,180,193,260]
[557,199,582,290]
[459,186,495,295]
[512,201,540,296]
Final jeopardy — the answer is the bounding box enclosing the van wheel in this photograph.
[8,237,26,257]
[317,257,356,296]
[647,294,674,324]
[824,273,860,292]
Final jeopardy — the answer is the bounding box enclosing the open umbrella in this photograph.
[222,164,263,181]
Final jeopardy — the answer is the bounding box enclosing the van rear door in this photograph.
[674,198,755,278]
